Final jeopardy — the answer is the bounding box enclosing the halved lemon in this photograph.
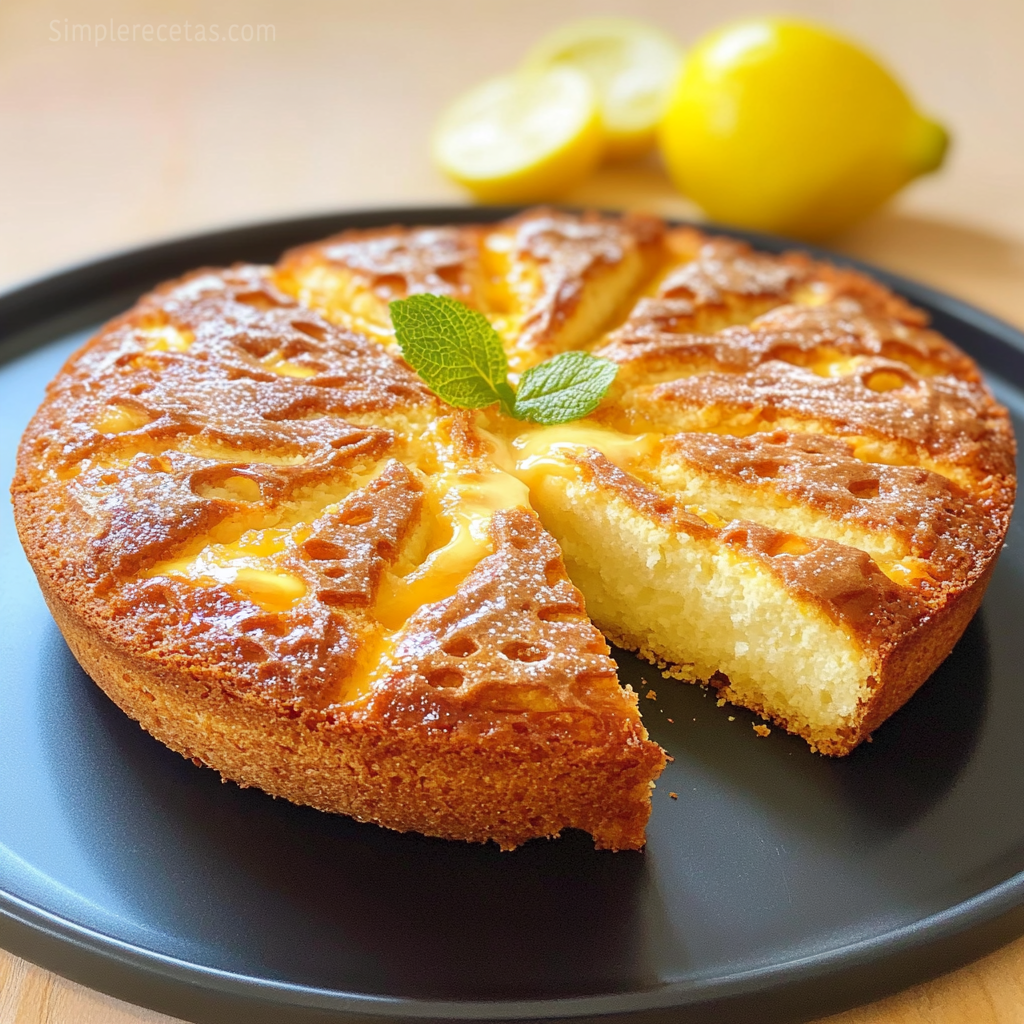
[432,66,603,203]
[524,18,683,160]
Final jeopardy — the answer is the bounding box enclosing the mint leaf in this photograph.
[389,294,512,413]
[388,294,619,425]
[513,351,618,425]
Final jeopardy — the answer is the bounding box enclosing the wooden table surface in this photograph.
[1,1,1023,1022]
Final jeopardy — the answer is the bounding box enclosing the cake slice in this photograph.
[12,262,665,850]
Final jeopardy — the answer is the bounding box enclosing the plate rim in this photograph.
[2,204,1023,1024]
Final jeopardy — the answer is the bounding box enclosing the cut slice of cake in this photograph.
[12,262,665,850]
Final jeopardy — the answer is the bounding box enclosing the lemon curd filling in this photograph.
[93,403,153,434]
[136,420,654,694]
[134,406,939,718]
[145,528,307,613]
[137,407,938,654]
[139,323,194,353]
[374,466,530,630]
[260,352,317,378]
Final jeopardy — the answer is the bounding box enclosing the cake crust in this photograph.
[34,513,662,852]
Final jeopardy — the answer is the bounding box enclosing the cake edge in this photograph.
[31,565,666,852]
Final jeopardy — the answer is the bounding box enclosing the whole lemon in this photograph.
[659,18,949,239]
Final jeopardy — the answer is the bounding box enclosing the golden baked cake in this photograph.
[12,209,1015,851]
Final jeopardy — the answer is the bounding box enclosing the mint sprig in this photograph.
[388,294,515,414]
[515,351,619,425]
[389,294,617,425]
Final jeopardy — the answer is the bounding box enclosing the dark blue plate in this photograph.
[1,208,1022,1024]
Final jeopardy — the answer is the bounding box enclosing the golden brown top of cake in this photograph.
[277,208,664,371]
[13,249,646,742]
[12,208,1016,752]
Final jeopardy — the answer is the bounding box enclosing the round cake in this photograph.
[12,209,1016,850]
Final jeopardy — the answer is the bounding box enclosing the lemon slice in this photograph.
[433,66,603,204]
[525,18,683,160]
